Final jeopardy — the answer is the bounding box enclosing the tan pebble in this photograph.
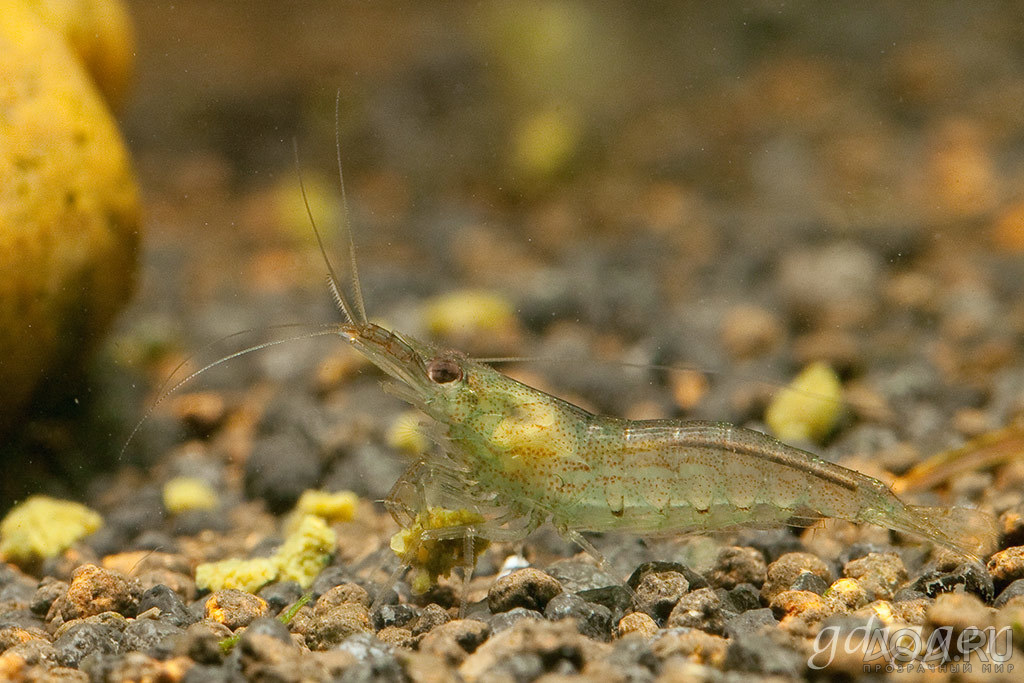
[314,582,371,612]
[843,552,907,602]
[204,589,268,630]
[649,628,728,667]
[376,626,414,649]
[987,546,1024,585]
[825,578,869,612]
[617,612,658,639]
[927,592,992,631]
[762,552,834,602]
[770,590,831,622]
[59,564,141,620]
[487,568,562,613]
[418,619,490,666]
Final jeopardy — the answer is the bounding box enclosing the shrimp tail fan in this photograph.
[894,505,999,561]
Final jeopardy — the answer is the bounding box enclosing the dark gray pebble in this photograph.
[543,592,613,641]
[242,616,293,644]
[724,632,805,677]
[789,571,830,595]
[138,584,197,628]
[371,602,419,631]
[893,587,928,602]
[331,632,404,682]
[604,637,658,682]
[724,583,763,613]
[724,607,778,639]
[30,577,68,616]
[178,621,230,665]
[54,621,122,667]
[121,618,182,659]
[488,606,543,633]
[245,433,322,514]
[576,585,633,622]
[258,580,304,615]
[911,562,994,603]
[994,578,1024,608]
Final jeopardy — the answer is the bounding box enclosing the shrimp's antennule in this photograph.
[293,135,364,326]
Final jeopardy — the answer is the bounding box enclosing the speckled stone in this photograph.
[708,546,767,590]
[487,568,563,613]
[633,571,689,623]
[665,588,736,636]
[761,552,834,603]
[842,552,907,601]
[203,589,268,631]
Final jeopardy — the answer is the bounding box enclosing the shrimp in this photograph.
[308,219,997,597]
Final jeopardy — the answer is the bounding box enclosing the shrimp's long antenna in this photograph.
[335,90,367,324]
[119,325,340,459]
[293,139,359,326]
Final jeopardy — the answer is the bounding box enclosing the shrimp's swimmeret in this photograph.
[305,174,997,592]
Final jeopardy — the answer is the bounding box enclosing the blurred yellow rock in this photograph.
[163,477,219,514]
[0,495,103,566]
[0,2,139,431]
[21,0,135,110]
[765,361,844,444]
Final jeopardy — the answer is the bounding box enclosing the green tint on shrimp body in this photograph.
[338,321,996,562]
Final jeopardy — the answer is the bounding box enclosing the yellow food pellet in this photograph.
[765,361,843,443]
[386,411,429,455]
[162,477,218,514]
[422,290,517,339]
[389,507,489,594]
[0,495,102,565]
[195,557,279,594]
[274,514,336,588]
[292,490,358,524]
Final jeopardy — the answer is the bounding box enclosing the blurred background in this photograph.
[6,1,1023,505]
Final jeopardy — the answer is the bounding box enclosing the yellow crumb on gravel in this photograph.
[162,477,218,514]
[0,495,102,565]
[389,507,489,594]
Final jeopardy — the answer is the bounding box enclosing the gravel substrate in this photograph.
[4,3,1024,681]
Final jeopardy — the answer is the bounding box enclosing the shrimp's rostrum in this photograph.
[312,192,996,592]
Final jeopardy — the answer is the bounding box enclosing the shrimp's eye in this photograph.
[427,358,462,384]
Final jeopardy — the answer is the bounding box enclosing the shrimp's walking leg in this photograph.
[560,528,640,602]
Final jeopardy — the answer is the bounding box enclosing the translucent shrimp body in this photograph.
[338,322,996,562]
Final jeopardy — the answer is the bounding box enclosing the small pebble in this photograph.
[487,568,563,613]
[53,622,122,668]
[910,561,994,602]
[308,602,371,648]
[120,618,182,660]
[370,602,420,631]
[616,611,658,639]
[177,621,232,665]
[418,619,490,665]
[137,584,197,628]
[927,592,992,631]
[666,588,735,636]
[633,571,689,623]
[57,564,142,621]
[824,578,869,613]
[842,551,907,601]
[314,582,371,611]
[487,606,543,634]
[724,632,806,678]
[411,602,450,636]
[650,628,728,666]
[257,581,304,615]
[204,589,268,630]
[723,607,778,639]
[543,592,613,641]
[708,546,767,590]
[376,625,414,649]
[994,578,1024,608]
[769,590,832,635]
[761,552,834,602]
[719,305,784,359]
[987,545,1024,587]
